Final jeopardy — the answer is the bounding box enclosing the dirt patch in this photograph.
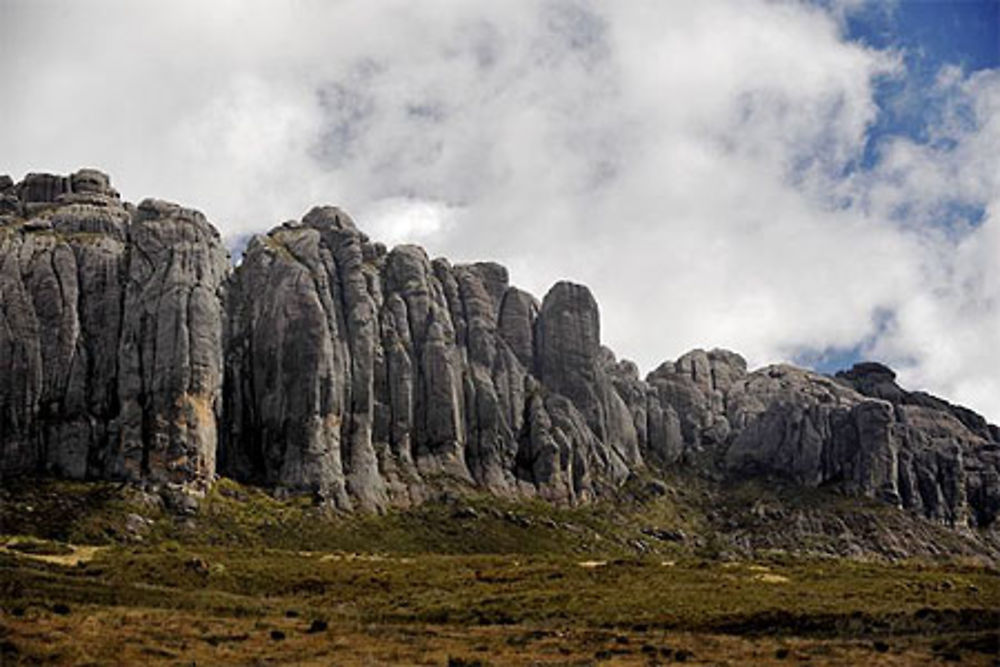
[1,538,106,567]
[577,560,607,569]
[314,552,415,564]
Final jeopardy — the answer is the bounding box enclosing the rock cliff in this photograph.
[0,171,229,488]
[1,170,997,531]
[221,210,638,509]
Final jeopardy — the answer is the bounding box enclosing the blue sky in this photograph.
[802,0,998,375]
[2,0,999,420]
[847,1,998,71]
[851,1,997,160]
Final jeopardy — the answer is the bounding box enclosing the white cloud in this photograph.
[361,197,459,247]
[862,69,1000,416]
[1,0,996,421]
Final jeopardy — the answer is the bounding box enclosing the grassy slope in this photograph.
[3,474,995,559]
[1,475,998,664]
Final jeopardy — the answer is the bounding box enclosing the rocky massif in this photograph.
[2,170,998,532]
[0,171,228,489]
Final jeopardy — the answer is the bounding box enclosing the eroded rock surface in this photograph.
[0,170,228,487]
[221,213,636,508]
[1,169,997,532]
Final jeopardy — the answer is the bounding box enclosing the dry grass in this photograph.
[1,537,105,568]
[5,605,993,666]
[1,476,998,664]
[2,543,997,665]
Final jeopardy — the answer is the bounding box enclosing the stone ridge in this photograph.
[1,170,998,530]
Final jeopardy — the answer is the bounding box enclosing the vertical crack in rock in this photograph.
[0,171,228,490]
[112,198,229,488]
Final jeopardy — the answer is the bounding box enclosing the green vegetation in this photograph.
[1,476,697,557]
[1,476,998,664]
[262,231,302,264]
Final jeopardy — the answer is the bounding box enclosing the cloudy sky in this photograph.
[2,0,998,421]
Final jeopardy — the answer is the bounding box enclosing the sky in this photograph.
[1,0,998,422]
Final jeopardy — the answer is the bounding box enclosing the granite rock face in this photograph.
[112,199,229,486]
[0,170,228,487]
[720,363,1000,527]
[1,169,997,530]
[220,211,637,508]
[834,363,1000,526]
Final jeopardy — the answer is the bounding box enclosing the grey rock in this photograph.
[17,172,70,203]
[536,282,639,467]
[124,512,152,538]
[162,485,201,515]
[536,282,602,414]
[647,348,746,451]
[837,361,997,442]
[69,169,113,195]
[221,232,638,508]
[0,173,131,479]
[497,287,538,368]
[111,198,229,487]
[0,172,228,489]
[222,220,355,507]
[723,363,999,527]
[1,170,997,536]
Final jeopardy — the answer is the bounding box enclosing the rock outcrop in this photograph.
[0,170,228,488]
[834,363,1000,527]
[1,169,998,532]
[220,210,637,509]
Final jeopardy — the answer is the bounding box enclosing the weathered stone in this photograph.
[111,198,229,487]
[1,169,997,536]
[69,169,116,197]
[837,361,997,442]
[497,287,538,368]
[724,363,998,527]
[646,348,746,451]
[220,232,644,509]
[17,173,70,203]
[222,224,354,507]
[536,282,639,467]
[0,173,228,490]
